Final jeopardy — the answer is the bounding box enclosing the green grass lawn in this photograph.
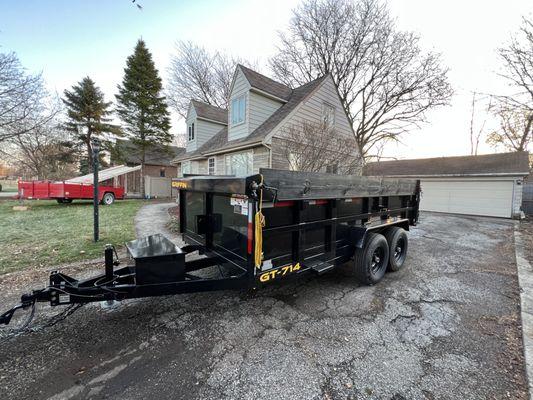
[0,199,146,274]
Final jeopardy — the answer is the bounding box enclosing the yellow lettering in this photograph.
[260,273,270,283]
[172,181,188,189]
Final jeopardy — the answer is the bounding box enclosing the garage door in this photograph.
[420,180,514,218]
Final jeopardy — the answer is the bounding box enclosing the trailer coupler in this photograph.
[0,290,47,325]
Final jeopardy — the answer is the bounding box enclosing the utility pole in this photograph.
[91,138,100,242]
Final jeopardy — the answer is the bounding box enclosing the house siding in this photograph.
[228,68,251,141]
[270,137,291,171]
[197,159,208,175]
[143,164,178,178]
[215,155,225,175]
[269,76,361,174]
[271,76,354,140]
[196,119,225,149]
[252,146,270,173]
[185,105,198,152]
[248,91,283,133]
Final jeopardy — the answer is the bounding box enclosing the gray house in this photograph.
[173,65,360,176]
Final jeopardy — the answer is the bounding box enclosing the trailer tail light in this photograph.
[247,208,253,254]
[273,201,294,208]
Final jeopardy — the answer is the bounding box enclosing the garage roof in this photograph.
[66,165,141,184]
[364,151,530,177]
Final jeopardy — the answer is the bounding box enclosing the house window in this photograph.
[225,151,252,176]
[208,157,216,175]
[322,103,335,129]
[182,161,191,175]
[188,123,195,141]
[326,163,338,174]
[231,95,246,125]
[160,168,166,177]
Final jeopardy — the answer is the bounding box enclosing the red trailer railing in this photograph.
[17,181,125,205]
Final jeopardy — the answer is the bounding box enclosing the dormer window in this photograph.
[188,123,195,141]
[231,95,246,125]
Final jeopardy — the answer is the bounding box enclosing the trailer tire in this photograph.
[353,232,389,285]
[101,192,115,205]
[384,227,408,272]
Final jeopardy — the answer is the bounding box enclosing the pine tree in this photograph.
[116,39,172,188]
[63,77,118,173]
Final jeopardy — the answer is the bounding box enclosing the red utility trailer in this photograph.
[17,181,124,205]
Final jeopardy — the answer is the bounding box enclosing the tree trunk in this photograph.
[87,134,93,173]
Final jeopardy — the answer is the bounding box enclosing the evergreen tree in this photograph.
[63,77,118,173]
[116,39,172,182]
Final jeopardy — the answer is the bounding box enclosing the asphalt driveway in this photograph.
[0,212,527,399]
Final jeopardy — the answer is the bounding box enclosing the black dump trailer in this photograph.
[1,169,420,326]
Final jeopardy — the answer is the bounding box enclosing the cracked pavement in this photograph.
[0,212,528,399]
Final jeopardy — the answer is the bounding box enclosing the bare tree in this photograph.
[0,96,77,180]
[167,41,252,117]
[0,52,54,143]
[469,92,492,155]
[276,121,361,174]
[269,0,452,159]
[488,16,533,152]
[487,106,532,152]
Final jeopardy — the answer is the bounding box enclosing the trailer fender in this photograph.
[350,226,368,248]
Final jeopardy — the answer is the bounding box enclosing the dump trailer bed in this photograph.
[1,169,420,326]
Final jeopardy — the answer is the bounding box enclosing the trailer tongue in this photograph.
[1,169,420,326]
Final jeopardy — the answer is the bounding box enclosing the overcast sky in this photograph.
[1,0,531,159]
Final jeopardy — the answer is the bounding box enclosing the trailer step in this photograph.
[308,261,335,275]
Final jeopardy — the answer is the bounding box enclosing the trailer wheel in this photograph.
[101,192,115,205]
[353,232,389,285]
[384,227,408,272]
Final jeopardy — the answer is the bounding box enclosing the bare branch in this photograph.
[269,0,453,160]
[276,121,361,173]
[166,41,254,117]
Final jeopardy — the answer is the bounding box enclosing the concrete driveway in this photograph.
[0,212,528,399]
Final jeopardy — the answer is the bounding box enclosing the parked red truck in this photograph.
[17,181,125,205]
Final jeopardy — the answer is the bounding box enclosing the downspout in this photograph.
[262,142,272,168]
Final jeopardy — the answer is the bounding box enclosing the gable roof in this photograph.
[190,100,227,124]
[363,151,531,177]
[173,70,339,163]
[238,64,292,101]
[114,140,185,167]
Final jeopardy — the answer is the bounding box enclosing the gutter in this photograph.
[197,116,228,126]
[202,140,263,156]
[249,87,288,103]
[366,173,530,178]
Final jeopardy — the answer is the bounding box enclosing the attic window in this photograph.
[188,123,195,141]
[322,103,335,129]
[231,95,246,125]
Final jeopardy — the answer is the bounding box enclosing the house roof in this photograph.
[114,140,185,167]
[238,64,293,101]
[191,100,227,124]
[173,74,330,163]
[363,151,531,177]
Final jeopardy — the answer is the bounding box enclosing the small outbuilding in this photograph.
[112,140,185,198]
[364,151,530,219]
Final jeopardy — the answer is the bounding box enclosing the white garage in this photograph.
[364,152,530,219]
